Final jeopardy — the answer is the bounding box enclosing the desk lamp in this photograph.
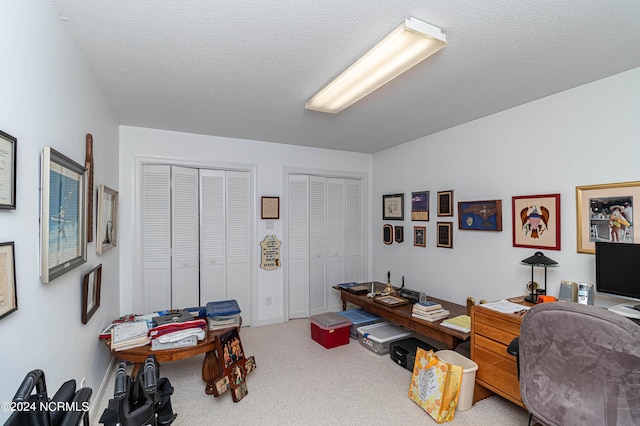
[521,251,558,303]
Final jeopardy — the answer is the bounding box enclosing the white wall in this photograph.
[119,126,372,325]
[0,0,119,422]
[372,68,640,308]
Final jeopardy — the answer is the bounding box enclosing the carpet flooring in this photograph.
[96,318,530,425]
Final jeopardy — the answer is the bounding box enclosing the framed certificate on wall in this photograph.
[261,196,280,219]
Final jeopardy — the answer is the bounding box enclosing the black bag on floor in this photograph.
[99,355,177,426]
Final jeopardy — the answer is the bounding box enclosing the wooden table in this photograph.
[105,326,236,395]
[333,282,469,349]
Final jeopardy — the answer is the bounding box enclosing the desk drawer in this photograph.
[474,336,521,405]
[474,315,520,346]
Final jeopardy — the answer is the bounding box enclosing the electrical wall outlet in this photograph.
[266,296,272,306]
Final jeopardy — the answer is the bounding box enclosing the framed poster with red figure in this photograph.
[512,194,561,250]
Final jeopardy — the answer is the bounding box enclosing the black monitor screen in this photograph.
[595,242,640,300]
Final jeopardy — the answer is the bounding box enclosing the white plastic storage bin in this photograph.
[435,349,479,411]
[356,321,414,355]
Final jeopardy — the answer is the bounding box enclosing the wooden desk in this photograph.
[471,299,532,408]
[333,282,469,350]
[105,327,235,395]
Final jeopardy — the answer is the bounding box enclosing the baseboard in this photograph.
[250,315,287,327]
[89,357,118,425]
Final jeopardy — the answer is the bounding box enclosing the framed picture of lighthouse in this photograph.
[512,194,561,251]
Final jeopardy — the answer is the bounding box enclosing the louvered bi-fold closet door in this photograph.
[142,165,172,313]
[224,171,251,324]
[199,170,251,323]
[288,175,310,319]
[326,178,346,311]
[309,176,327,315]
[287,174,363,317]
[171,166,200,309]
[199,169,226,305]
[345,178,363,284]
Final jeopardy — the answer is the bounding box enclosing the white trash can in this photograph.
[435,349,479,411]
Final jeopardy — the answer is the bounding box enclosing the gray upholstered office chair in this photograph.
[508,302,640,426]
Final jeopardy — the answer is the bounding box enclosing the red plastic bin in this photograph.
[310,312,351,349]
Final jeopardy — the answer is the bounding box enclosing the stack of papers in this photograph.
[481,299,530,314]
[110,321,150,351]
[441,315,471,333]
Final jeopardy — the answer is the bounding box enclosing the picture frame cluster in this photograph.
[383,190,454,248]
[383,180,638,252]
[28,134,120,324]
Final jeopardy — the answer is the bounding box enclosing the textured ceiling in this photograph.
[52,0,640,153]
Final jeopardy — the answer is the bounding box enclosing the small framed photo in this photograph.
[458,200,503,231]
[437,222,453,248]
[383,224,393,245]
[576,181,639,254]
[383,193,404,220]
[395,226,404,243]
[82,264,102,324]
[414,226,426,247]
[0,130,17,209]
[411,191,429,221]
[374,295,410,307]
[261,196,280,219]
[220,327,245,369]
[437,190,453,217]
[97,185,119,254]
[512,194,561,250]
[0,242,17,320]
[40,147,87,283]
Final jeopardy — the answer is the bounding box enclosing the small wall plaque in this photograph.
[260,235,281,270]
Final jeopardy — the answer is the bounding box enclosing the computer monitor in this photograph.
[595,242,640,318]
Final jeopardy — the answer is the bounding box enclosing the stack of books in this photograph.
[412,301,450,322]
[110,321,150,351]
[441,315,471,333]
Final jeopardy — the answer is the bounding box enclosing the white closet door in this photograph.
[345,178,362,282]
[142,165,172,313]
[225,171,251,324]
[309,176,327,315]
[171,166,200,309]
[199,169,226,305]
[326,178,346,311]
[288,175,309,318]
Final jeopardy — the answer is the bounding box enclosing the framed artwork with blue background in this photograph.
[458,200,502,231]
[40,147,87,283]
[411,191,429,221]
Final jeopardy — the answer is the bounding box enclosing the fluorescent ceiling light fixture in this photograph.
[305,17,447,114]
